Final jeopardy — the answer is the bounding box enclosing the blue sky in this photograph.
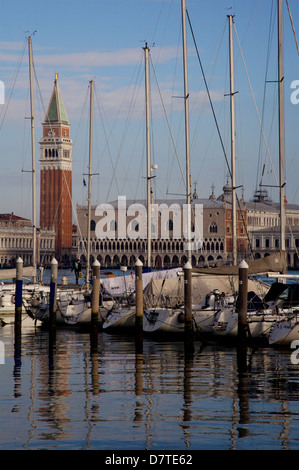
[0,0,298,222]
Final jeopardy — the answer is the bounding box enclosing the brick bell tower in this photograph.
[40,74,73,260]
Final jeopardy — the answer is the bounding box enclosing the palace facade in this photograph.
[72,185,299,270]
[0,213,55,267]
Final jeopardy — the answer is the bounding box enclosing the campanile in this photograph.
[39,75,73,259]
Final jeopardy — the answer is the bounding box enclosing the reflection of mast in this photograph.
[236,345,249,438]
[181,353,193,449]
[134,350,143,425]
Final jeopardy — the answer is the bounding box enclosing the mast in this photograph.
[228,15,237,265]
[86,80,94,288]
[144,43,151,268]
[278,0,286,254]
[181,0,192,263]
[28,36,37,282]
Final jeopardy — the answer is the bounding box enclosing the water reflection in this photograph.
[0,315,298,449]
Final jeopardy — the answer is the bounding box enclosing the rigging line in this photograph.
[186,10,231,181]
[0,39,27,133]
[74,85,89,154]
[149,54,185,187]
[93,84,121,197]
[134,143,145,202]
[186,10,254,257]
[93,79,142,200]
[288,224,299,258]
[61,168,87,254]
[166,27,183,194]
[191,19,226,135]
[150,3,163,49]
[286,0,299,55]
[233,22,278,188]
[192,20,227,186]
[105,53,144,202]
[123,118,144,198]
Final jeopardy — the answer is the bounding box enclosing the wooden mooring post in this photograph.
[15,257,23,338]
[238,260,249,342]
[135,259,143,344]
[184,261,194,351]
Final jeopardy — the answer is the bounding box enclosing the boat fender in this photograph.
[178,312,185,324]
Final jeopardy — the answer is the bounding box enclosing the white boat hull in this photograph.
[143,303,225,336]
[31,288,113,327]
[102,306,136,331]
[143,308,185,334]
[0,283,50,314]
[213,309,287,339]
[193,308,221,334]
[269,320,299,346]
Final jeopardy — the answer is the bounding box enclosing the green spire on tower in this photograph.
[44,74,69,124]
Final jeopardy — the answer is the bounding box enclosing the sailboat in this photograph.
[143,0,195,336]
[142,3,282,337]
[102,43,155,333]
[50,80,115,327]
[268,315,299,346]
[212,1,299,342]
[212,281,289,338]
[29,79,113,327]
[265,0,299,346]
[268,282,299,345]
[0,36,51,319]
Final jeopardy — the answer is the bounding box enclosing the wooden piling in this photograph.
[135,259,143,343]
[91,260,100,338]
[238,260,249,342]
[184,261,194,350]
[15,257,23,338]
[49,258,58,331]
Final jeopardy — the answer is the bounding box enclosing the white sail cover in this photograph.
[101,267,181,296]
[0,266,36,280]
[143,274,269,308]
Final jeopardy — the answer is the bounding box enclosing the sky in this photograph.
[0,0,299,224]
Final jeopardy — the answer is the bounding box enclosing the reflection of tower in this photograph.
[39,75,72,259]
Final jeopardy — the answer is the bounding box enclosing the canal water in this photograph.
[1,313,299,451]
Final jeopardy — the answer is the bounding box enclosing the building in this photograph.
[247,198,299,268]
[39,74,73,261]
[72,184,299,270]
[73,182,248,269]
[0,213,55,267]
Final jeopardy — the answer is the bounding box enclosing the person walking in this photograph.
[72,258,82,285]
